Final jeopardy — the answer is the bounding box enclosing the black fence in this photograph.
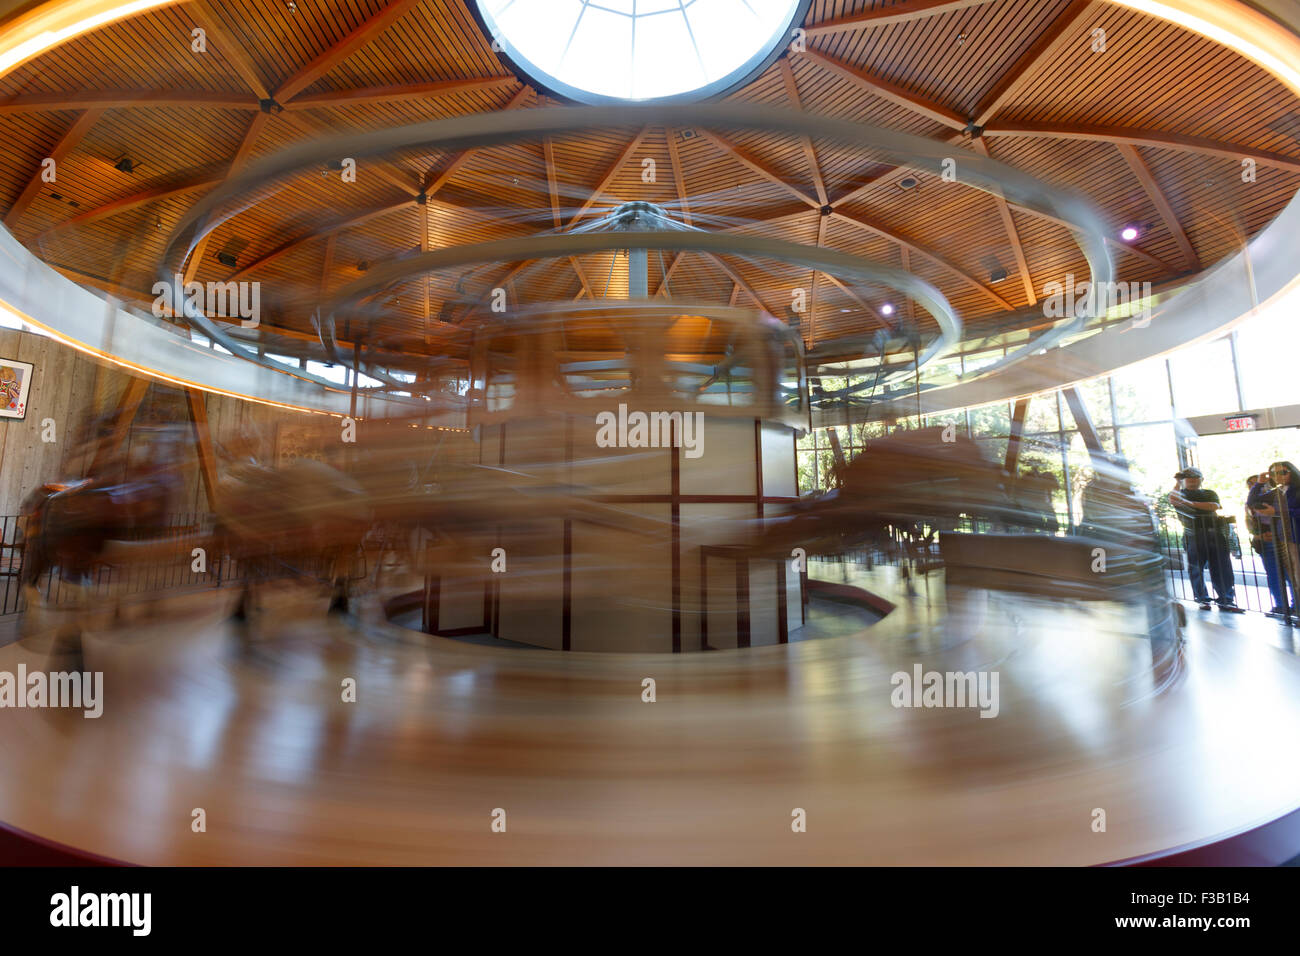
[1155,516,1295,619]
[0,513,240,616]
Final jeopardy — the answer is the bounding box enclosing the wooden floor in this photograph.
[2,574,1300,865]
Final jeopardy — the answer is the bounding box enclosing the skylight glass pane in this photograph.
[477,0,802,103]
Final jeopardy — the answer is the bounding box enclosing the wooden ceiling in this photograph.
[1,0,1298,362]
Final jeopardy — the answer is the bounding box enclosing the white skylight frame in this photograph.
[474,0,811,104]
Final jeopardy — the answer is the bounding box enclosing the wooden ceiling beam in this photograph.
[423,86,532,196]
[697,129,820,208]
[566,127,650,227]
[568,256,595,300]
[540,135,598,296]
[36,175,220,239]
[273,0,423,105]
[701,253,778,316]
[189,0,273,102]
[970,137,1036,304]
[808,213,827,347]
[664,126,693,226]
[803,48,968,131]
[543,137,562,229]
[982,123,1300,174]
[970,0,1095,129]
[286,76,517,110]
[777,59,829,207]
[831,209,1016,311]
[655,252,683,297]
[278,110,420,197]
[228,200,413,281]
[1115,143,1200,271]
[806,0,994,37]
[829,131,968,208]
[999,200,1183,275]
[821,271,889,325]
[183,110,272,282]
[4,109,104,228]
[0,91,257,113]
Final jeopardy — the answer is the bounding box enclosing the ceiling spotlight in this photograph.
[881,303,895,316]
[1120,225,1140,242]
[286,1,297,11]
[216,251,237,268]
[113,157,137,174]
[357,261,369,272]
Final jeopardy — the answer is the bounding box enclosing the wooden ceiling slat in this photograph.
[983,123,1300,173]
[566,127,650,227]
[286,75,516,110]
[190,0,275,101]
[0,90,258,113]
[36,174,220,240]
[697,129,820,209]
[274,0,423,104]
[831,208,1015,311]
[183,109,272,282]
[4,109,103,228]
[806,0,996,38]
[970,137,1036,304]
[803,46,968,130]
[971,0,1094,128]
[1114,142,1199,271]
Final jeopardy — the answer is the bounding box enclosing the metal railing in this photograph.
[0,513,240,616]
[1155,517,1296,620]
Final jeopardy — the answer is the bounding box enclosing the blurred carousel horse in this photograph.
[18,422,190,656]
[211,452,373,630]
[754,427,1176,636]
[757,426,1021,562]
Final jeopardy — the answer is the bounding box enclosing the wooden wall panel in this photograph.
[0,330,305,517]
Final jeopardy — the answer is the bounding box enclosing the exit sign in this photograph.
[1226,415,1257,432]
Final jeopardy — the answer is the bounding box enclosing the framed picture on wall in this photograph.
[0,359,33,420]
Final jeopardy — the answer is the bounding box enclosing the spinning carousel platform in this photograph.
[1,577,1299,866]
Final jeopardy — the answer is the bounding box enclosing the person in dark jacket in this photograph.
[1170,467,1237,610]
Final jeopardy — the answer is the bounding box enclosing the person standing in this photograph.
[1170,467,1237,610]
[1247,472,1293,615]
[1254,462,1300,621]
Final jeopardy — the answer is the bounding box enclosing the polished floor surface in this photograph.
[1,574,1299,865]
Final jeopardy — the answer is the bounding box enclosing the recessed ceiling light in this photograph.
[1120,225,1140,242]
[898,176,919,191]
[990,267,1008,283]
[881,303,895,316]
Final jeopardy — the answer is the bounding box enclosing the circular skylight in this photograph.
[475,0,808,104]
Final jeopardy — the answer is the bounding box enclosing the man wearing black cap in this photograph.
[1170,468,1238,610]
